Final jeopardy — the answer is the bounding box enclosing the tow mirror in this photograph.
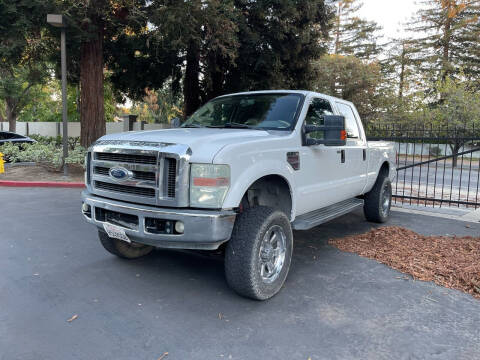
[304,115,346,146]
[171,117,181,128]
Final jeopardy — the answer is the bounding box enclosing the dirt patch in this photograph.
[329,226,480,299]
[0,165,84,183]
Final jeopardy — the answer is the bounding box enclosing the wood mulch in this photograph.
[329,226,480,299]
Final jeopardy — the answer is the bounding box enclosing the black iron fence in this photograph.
[366,124,480,209]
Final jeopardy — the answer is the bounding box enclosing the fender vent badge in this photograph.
[287,152,300,171]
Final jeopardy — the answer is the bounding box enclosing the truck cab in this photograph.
[82,90,396,300]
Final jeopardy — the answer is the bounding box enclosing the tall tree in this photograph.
[0,0,52,133]
[114,0,333,118]
[426,78,480,166]
[144,0,239,117]
[407,0,480,86]
[312,54,384,123]
[330,0,383,60]
[223,0,333,93]
[54,0,148,146]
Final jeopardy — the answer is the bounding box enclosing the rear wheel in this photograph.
[98,231,154,259]
[225,206,293,300]
[364,175,392,223]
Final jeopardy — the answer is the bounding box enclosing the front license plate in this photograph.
[103,223,131,243]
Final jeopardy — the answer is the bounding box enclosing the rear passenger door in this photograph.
[335,102,368,196]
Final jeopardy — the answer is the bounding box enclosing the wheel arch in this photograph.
[224,172,295,221]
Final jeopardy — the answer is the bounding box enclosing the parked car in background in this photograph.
[0,132,36,145]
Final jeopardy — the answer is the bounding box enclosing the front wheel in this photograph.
[225,206,293,300]
[98,231,154,259]
[364,175,392,223]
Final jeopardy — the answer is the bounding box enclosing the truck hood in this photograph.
[98,128,273,163]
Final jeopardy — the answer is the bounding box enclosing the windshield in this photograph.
[182,93,303,130]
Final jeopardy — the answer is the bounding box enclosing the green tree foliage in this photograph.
[223,0,333,94]
[127,86,183,124]
[51,0,149,146]
[311,54,384,123]
[0,0,52,132]
[407,0,480,86]
[110,0,333,117]
[330,0,383,60]
[425,78,480,166]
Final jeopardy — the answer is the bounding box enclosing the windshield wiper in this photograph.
[207,123,257,129]
[182,123,204,128]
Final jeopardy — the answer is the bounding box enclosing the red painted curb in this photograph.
[0,180,85,188]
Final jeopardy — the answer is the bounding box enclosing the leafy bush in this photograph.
[429,146,443,157]
[0,142,86,171]
[29,135,80,149]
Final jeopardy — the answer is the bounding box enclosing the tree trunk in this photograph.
[334,4,341,54]
[441,3,452,82]
[5,97,16,133]
[450,142,461,168]
[398,43,406,100]
[205,52,226,101]
[79,25,105,148]
[183,40,201,118]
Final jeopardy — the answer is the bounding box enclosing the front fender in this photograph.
[222,160,297,220]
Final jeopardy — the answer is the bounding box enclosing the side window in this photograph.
[304,98,334,139]
[336,102,360,139]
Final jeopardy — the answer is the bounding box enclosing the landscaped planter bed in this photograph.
[330,226,480,299]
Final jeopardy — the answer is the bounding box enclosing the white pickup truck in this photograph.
[81,90,396,300]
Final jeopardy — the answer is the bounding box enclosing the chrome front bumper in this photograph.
[81,191,236,250]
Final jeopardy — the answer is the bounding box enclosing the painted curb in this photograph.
[0,180,85,188]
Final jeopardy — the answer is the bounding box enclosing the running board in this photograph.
[292,198,364,230]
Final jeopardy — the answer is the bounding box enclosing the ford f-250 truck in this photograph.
[81,90,395,300]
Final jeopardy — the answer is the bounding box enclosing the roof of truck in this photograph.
[215,90,354,106]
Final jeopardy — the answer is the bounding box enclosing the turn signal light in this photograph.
[340,130,347,141]
[193,177,229,187]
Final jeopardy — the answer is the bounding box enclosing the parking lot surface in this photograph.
[1,188,479,360]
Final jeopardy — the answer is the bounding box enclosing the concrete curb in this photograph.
[392,206,480,223]
[0,180,85,188]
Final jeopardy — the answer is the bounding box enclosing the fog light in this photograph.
[82,203,90,213]
[175,221,184,234]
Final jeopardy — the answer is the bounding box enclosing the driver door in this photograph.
[295,97,350,216]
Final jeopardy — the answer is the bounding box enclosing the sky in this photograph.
[357,0,421,41]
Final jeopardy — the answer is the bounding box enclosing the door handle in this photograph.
[363,149,366,161]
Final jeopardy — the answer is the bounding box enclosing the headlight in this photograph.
[190,164,230,208]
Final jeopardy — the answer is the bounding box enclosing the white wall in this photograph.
[0,121,168,137]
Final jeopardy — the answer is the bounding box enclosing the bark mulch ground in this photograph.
[329,226,480,299]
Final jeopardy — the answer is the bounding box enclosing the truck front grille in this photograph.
[94,181,156,198]
[165,158,177,198]
[88,143,188,207]
[95,152,157,165]
[94,166,156,182]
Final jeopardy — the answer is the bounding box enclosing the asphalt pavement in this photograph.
[1,188,480,360]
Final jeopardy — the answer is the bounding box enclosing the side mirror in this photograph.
[171,117,181,128]
[303,115,346,146]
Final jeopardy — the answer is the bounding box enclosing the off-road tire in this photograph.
[98,231,154,259]
[225,206,293,300]
[364,175,392,223]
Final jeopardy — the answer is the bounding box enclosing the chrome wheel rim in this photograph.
[259,225,287,284]
[381,182,391,216]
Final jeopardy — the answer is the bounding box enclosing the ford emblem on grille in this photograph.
[109,167,132,182]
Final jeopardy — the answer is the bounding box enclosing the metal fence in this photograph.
[367,124,480,209]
